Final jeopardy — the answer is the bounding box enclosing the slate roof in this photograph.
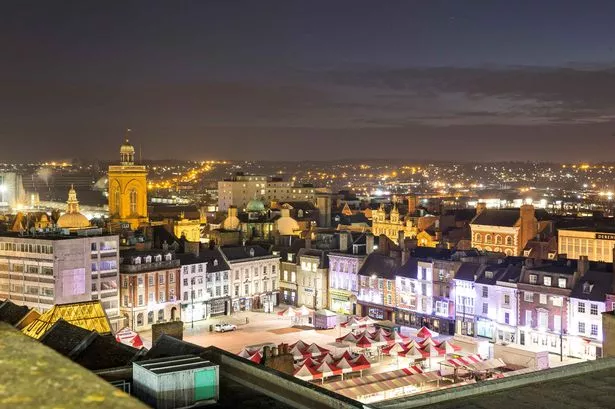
[39,319,92,357]
[176,247,231,272]
[471,209,520,227]
[410,247,453,260]
[297,248,330,269]
[280,201,317,211]
[497,264,523,284]
[570,270,614,302]
[358,252,400,280]
[392,258,419,279]
[144,334,207,360]
[220,245,274,261]
[454,262,482,282]
[70,333,141,371]
[0,300,30,326]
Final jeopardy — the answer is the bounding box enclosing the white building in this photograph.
[178,247,231,322]
[0,229,121,330]
[453,263,482,336]
[568,269,612,359]
[494,265,522,344]
[222,245,279,312]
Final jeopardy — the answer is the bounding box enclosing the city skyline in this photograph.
[3,1,615,162]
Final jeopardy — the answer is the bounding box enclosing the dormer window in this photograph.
[583,282,594,294]
[164,253,172,261]
[213,259,218,267]
[134,256,141,265]
[485,271,493,279]
[154,254,162,262]
[543,276,552,286]
[145,255,152,263]
[249,248,255,257]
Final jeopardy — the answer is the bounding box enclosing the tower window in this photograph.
[130,189,138,214]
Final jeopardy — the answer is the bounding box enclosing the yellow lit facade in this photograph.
[371,204,416,244]
[108,138,149,229]
[174,216,201,242]
[558,228,615,262]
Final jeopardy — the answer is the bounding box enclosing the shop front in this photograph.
[568,336,602,360]
[476,317,496,340]
[329,289,356,315]
[360,301,394,321]
[182,301,208,323]
[280,287,297,306]
[232,297,253,312]
[209,297,230,317]
[496,323,517,344]
[396,310,454,334]
[455,316,476,337]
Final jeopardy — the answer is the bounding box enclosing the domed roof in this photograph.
[120,138,135,154]
[246,199,265,213]
[57,212,90,229]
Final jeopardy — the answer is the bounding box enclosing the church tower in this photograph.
[108,132,148,229]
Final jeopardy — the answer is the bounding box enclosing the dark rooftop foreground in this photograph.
[373,357,615,409]
[0,322,147,409]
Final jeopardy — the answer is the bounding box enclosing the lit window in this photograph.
[558,278,566,288]
[543,276,552,286]
[529,274,537,284]
[539,294,547,304]
[552,296,563,307]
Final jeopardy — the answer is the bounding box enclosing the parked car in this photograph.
[214,323,237,333]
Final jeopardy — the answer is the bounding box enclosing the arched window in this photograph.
[154,254,162,262]
[158,309,165,322]
[495,235,503,245]
[505,236,513,246]
[144,255,152,263]
[485,246,492,252]
[136,313,143,326]
[134,256,141,264]
[485,234,492,244]
[474,233,482,242]
[113,186,121,214]
[164,253,172,261]
[505,248,513,256]
[129,189,138,214]
[147,311,154,324]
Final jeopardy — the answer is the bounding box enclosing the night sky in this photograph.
[3,0,615,162]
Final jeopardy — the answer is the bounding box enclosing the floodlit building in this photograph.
[0,172,26,211]
[217,173,267,212]
[119,250,181,330]
[0,230,121,329]
[558,226,615,262]
[108,137,149,229]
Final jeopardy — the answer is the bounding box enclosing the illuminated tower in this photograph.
[108,132,148,229]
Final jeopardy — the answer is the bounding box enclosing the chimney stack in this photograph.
[366,233,375,254]
[578,255,590,276]
[476,202,487,215]
[398,230,405,247]
[378,234,389,256]
[339,231,350,252]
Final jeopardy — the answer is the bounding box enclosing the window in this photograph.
[505,236,513,246]
[529,274,537,284]
[578,302,586,313]
[552,296,563,307]
[591,324,599,337]
[169,273,174,284]
[504,294,510,306]
[198,264,203,273]
[538,311,548,328]
[524,292,534,302]
[148,275,154,286]
[590,303,598,316]
[183,291,188,300]
[525,310,532,326]
[482,286,488,298]
[504,312,510,325]
[485,234,492,244]
[244,284,249,294]
[558,278,566,288]
[578,321,586,334]
[138,294,143,306]
[485,271,493,279]
[235,271,239,280]
[387,281,392,290]
[474,233,482,242]
[539,294,547,305]
[482,303,488,314]
[183,278,188,286]
[149,292,154,303]
[183,266,188,275]
[129,189,138,214]
[234,285,239,296]
[554,315,561,332]
[543,276,552,286]
[158,291,165,303]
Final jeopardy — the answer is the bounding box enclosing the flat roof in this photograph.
[136,354,215,375]
[0,230,117,241]
[559,225,615,233]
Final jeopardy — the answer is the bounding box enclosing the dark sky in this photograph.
[3,0,615,162]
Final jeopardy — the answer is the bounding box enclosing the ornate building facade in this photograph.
[108,138,148,229]
[371,203,415,244]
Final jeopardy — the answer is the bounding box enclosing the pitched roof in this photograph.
[22,300,111,340]
[455,262,482,282]
[0,300,30,326]
[471,209,520,227]
[220,245,274,261]
[393,258,419,279]
[358,252,400,280]
[144,334,207,360]
[70,333,141,370]
[176,247,231,272]
[570,270,614,302]
[39,319,92,357]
